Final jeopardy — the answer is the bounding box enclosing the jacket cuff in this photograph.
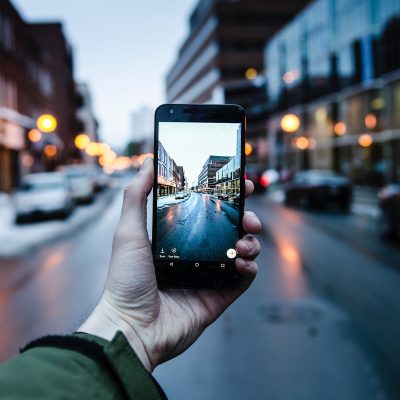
[74,331,167,399]
[22,331,166,400]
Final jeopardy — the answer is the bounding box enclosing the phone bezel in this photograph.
[152,104,246,289]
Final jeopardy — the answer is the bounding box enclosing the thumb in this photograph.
[117,157,154,242]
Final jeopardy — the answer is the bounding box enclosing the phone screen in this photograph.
[155,121,242,266]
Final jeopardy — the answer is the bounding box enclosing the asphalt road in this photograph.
[0,192,399,399]
[156,193,239,260]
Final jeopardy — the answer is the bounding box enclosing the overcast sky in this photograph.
[159,122,240,185]
[13,0,197,150]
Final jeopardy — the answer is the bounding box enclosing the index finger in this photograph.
[245,179,254,198]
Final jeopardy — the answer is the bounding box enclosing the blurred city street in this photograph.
[1,190,400,399]
[1,0,400,398]
[156,193,239,260]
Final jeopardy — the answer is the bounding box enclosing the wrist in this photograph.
[78,297,153,372]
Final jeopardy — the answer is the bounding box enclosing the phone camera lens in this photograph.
[169,109,174,114]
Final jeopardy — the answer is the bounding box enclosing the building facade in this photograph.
[28,22,78,165]
[264,0,400,186]
[0,0,80,191]
[0,0,54,191]
[215,125,241,194]
[166,0,310,164]
[198,155,231,190]
[157,141,185,196]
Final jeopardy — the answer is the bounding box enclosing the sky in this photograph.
[159,122,240,185]
[13,0,197,150]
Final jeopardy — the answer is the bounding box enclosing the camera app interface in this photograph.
[156,122,241,263]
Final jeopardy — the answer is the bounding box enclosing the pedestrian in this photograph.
[0,157,261,399]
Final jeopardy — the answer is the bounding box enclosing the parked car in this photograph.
[14,172,74,223]
[175,192,185,199]
[62,166,95,204]
[217,193,229,200]
[233,194,240,206]
[245,165,268,193]
[378,183,400,240]
[284,169,352,211]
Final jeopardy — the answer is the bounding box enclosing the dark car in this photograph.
[217,193,229,200]
[284,169,352,211]
[233,194,240,206]
[378,183,400,240]
[245,165,269,193]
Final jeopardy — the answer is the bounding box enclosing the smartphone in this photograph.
[152,104,246,289]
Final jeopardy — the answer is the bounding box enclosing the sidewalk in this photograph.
[265,185,380,219]
[0,188,118,259]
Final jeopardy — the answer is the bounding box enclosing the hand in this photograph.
[79,157,261,371]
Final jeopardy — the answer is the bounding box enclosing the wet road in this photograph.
[0,192,399,399]
[156,193,239,260]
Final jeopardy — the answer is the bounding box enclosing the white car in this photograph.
[62,166,95,204]
[175,192,185,199]
[14,172,74,223]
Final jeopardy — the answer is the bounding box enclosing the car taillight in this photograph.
[259,175,270,187]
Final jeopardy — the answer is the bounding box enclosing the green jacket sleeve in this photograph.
[0,331,167,400]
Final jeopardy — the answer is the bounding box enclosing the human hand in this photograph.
[79,157,261,371]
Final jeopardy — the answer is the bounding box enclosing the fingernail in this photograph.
[141,156,153,169]
[236,258,246,268]
[241,239,253,253]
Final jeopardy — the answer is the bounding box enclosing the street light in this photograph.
[85,142,99,157]
[334,122,346,136]
[43,144,58,158]
[359,134,373,148]
[74,133,91,150]
[295,136,309,150]
[245,142,253,156]
[245,68,257,80]
[281,114,300,133]
[28,129,42,143]
[37,114,57,133]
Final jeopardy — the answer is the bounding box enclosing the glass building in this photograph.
[264,0,400,186]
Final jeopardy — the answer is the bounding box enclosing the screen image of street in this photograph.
[156,122,241,262]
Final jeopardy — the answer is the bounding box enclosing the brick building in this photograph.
[0,0,79,191]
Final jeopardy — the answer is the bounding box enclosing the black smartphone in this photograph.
[152,104,246,289]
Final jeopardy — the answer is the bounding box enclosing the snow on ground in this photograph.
[157,194,190,209]
[0,188,118,259]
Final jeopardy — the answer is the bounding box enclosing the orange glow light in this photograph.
[245,68,257,80]
[28,129,42,143]
[37,114,57,133]
[245,142,253,156]
[74,134,90,150]
[295,136,309,150]
[281,114,300,133]
[85,142,98,157]
[43,144,57,158]
[359,134,373,148]
[334,122,346,136]
[365,113,377,130]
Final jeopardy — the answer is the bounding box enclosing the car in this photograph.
[260,169,280,188]
[175,192,185,199]
[14,172,74,223]
[217,193,229,200]
[62,166,95,204]
[284,169,352,211]
[378,183,400,240]
[233,193,240,206]
[245,165,268,193]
